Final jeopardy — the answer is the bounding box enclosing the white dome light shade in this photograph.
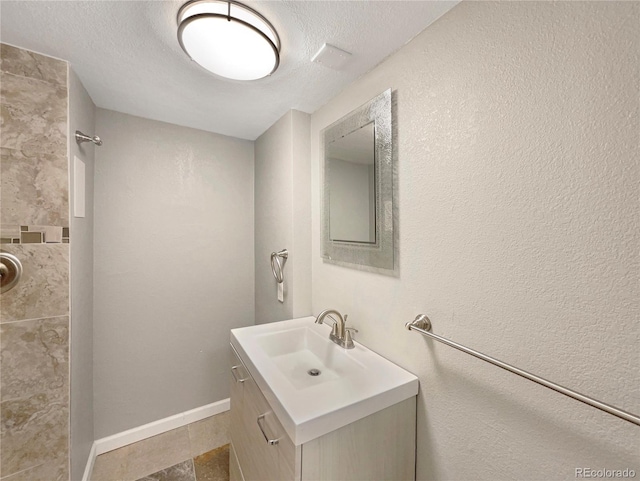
[177,0,280,81]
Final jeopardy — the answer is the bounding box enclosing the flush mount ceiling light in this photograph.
[177,0,280,81]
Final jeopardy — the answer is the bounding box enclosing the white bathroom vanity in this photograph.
[229,316,418,481]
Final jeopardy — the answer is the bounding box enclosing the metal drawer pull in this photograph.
[257,414,279,445]
[231,365,247,383]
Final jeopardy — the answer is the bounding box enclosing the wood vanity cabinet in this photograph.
[230,345,416,481]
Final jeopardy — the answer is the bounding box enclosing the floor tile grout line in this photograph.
[189,458,197,481]
[129,445,230,481]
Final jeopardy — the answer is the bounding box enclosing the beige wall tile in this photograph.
[0,316,69,401]
[0,398,69,478]
[0,317,69,478]
[1,147,69,226]
[0,72,67,157]
[0,43,70,481]
[0,458,68,481]
[188,412,229,458]
[0,244,69,323]
[0,224,21,236]
[0,44,67,86]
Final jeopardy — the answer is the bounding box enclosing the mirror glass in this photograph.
[321,89,396,275]
[327,122,376,243]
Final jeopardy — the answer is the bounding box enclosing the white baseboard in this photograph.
[81,441,97,481]
[95,398,230,455]
[82,399,230,481]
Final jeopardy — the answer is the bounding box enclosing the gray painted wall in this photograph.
[255,110,311,324]
[93,109,255,437]
[68,67,96,481]
[311,2,639,479]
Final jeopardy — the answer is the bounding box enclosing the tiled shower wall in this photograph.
[0,44,70,481]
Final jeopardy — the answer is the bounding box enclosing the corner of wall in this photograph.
[68,65,97,481]
[290,110,312,318]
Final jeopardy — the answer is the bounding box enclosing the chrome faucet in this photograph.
[315,309,358,349]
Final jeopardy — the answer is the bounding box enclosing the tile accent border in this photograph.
[0,225,69,244]
[83,399,230,481]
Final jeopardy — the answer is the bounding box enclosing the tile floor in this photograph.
[91,412,229,481]
[136,444,229,481]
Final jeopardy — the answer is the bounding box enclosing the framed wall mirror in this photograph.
[321,88,397,275]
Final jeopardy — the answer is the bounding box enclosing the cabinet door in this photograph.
[229,442,245,481]
[301,396,416,481]
[230,346,291,481]
[240,375,282,481]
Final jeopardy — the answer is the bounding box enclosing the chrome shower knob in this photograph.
[0,252,23,294]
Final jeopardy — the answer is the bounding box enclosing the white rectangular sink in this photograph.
[231,316,418,445]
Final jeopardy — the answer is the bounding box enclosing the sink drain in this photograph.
[307,368,321,377]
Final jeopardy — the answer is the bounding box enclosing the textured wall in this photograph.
[0,44,70,481]
[93,109,255,438]
[68,67,96,481]
[310,2,639,479]
[290,110,312,318]
[255,110,311,324]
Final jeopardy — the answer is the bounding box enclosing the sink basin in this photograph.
[231,316,418,445]
[255,325,365,390]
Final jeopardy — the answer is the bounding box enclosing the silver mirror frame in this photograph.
[321,88,397,276]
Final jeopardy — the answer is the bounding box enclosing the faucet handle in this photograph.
[323,314,339,335]
[344,327,358,348]
[340,314,351,339]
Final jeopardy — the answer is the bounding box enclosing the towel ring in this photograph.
[270,249,288,283]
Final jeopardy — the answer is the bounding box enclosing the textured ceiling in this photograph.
[0,1,457,140]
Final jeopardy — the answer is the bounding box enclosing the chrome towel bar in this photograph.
[406,314,640,427]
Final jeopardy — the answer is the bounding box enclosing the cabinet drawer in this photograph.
[241,377,280,480]
[230,345,299,481]
[229,346,250,402]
